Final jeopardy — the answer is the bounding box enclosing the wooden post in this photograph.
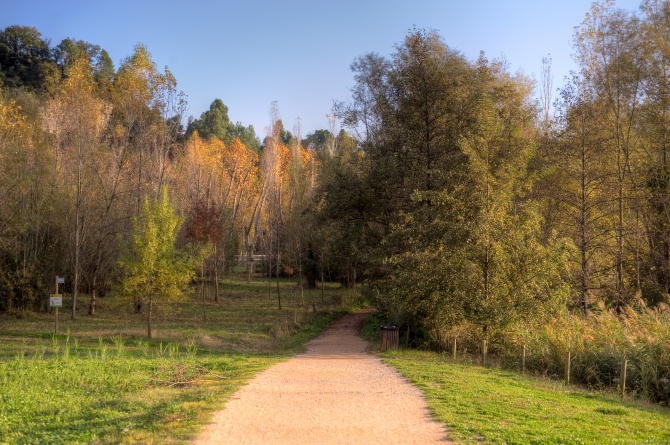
[565,351,571,385]
[481,340,488,366]
[55,276,59,335]
[452,337,457,360]
[521,344,526,374]
[621,359,628,398]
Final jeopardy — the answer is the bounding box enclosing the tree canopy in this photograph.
[187,98,261,152]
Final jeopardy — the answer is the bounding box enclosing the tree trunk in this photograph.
[214,244,219,302]
[89,272,97,316]
[72,184,81,319]
[246,246,253,282]
[580,130,589,315]
[147,294,153,339]
[298,240,304,307]
[276,241,282,310]
[616,173,624,309]
[201,259,206,321]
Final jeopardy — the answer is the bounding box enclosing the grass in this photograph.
[363,316,670,444]
[0,275,361,444]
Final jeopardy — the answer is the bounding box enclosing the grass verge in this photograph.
[363,315,670,444]
[0,276,359,444]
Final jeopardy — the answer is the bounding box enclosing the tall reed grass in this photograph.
[508,305,670,404]
[430,305,670,404]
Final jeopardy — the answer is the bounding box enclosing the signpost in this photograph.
[51,276,64,334]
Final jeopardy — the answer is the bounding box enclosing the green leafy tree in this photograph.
[329,29,573,344]
[119,188,196,339]
[0,25,58,91]
[52,38,114,90]
[187,98,261,152]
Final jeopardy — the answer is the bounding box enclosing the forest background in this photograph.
[1,0,669,403]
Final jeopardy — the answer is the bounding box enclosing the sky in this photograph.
[1,0,644,137]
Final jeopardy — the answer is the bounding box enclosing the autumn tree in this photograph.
[572,1,646,307]
[329,29,572,343]
[119,188,195,339]
[184,199,222,319]
[43,56,107,319]
[639,0,670,301]
[0,92,62,311]
[543,77,613,313]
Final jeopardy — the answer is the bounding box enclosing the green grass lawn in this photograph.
[0,276,360,444]
[383,350,670,444]
[362,315,670,445]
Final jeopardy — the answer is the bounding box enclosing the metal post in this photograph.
[565,351,571,385]
[452,337,457,360]
[521,344,526,374]
[482,340,488,366]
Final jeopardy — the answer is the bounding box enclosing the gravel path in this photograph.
[193,309,449,444]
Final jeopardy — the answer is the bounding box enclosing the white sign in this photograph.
[57,277,65,284]
[50,295,62,308]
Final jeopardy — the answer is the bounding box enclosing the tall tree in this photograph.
[43,57,107,319]
[546,77,613,313]
[0,25,58,91]
[187,99,261,152]
[573,0,646,306]
[330,29,572,342]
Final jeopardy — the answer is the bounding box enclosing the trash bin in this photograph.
[380,325,399,351]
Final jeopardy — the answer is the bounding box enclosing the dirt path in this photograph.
[193,309,449,444]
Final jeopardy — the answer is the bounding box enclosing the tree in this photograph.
[43,56,107,319]
[328,29,572,344]
[119,188,195,339]
[188,99,230,141]
[0,92,62,312]
[187,99,261,152]
[52,37,114,91]
[572,1,646,307]
[544,76,613,313]
[0,25,58,91]
[639,0,670,301]
[184,199,222,319]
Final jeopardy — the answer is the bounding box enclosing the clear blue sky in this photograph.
[1,0,642,137]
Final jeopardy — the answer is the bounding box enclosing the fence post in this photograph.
[481,340,488,366]
[452,337,457,360]
[565,351,571,386]
[521,344,526,374]
[621,359,628,398]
